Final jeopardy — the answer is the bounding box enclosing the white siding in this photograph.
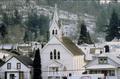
[86,57,119,68]
[41,37,86,79]
[41,44,74,79]
[73,55,86,75]
[0,57,31,79]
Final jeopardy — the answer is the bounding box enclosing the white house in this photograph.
[85,52,120,79]
[0,55,32,79]
[41,4,86,79]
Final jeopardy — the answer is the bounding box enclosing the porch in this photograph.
[5,71,24,79]
[86,65,117,79]
[48,71,68,79]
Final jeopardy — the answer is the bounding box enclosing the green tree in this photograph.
[25,12,49,41]
[25,12,39,40]
[13,9,22,24]
[96,8,108,33]
[38,15,49,35]
[33,48,42,79]
[105,9,119,41]
[0,23,8,39]
[23,30,30,43]
[2,12,9,25]
[77,22,93,45]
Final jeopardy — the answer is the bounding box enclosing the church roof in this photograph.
[61,37,84,55]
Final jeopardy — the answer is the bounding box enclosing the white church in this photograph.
[40,4,86,79]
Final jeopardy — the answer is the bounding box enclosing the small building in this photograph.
[85,53,120,79]
[0,55,33,79]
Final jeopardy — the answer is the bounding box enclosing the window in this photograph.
[58,52,60,59]
[54,49,56,59]
[90,70,97,74]
[100,51,102,54]
[49,67,59,72]
[52,30,54,35]
[7,63,11,69]
[104,45,110,53]
[50,52,53,59]
[55,30,57,34]
[50,49,60,60]
[98,57,108,64]
[10,74,15,79]
[109,70,115,76]
[17,63,21,69]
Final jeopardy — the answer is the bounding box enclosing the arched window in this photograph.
[54,49,56,59]
[50,52,53,59]
[52,30,54,35]
[56,30,57,34]
[58,51,60,59]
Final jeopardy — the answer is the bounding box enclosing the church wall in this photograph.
[41,44,74,79]
[73,55,86,75]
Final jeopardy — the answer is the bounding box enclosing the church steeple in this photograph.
[49,4,62,40]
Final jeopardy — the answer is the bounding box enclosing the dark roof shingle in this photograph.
[61,37,84,55]
[15,55,33,66]
[0,59,5,67]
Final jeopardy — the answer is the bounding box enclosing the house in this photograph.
[0,55,33,79]
[41,4,86,79]
[0,49,21,60]
[85,52,120,79]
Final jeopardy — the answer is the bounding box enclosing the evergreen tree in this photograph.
[0,23,8,39]
[13,9,22,24]
[2,12,9,25]
[77,22,93,45]
[25,12,49,41]
[23,30,30,43]
[105,9,119,41]
[33,49,42,79]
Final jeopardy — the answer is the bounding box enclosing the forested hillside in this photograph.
[0,0,120,43]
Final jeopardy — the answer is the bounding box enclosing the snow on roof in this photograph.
[77,45,93,61]
[86,65,116,70]
[0,44,15,49]
[101,53,120,65]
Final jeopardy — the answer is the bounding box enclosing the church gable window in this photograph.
[50,49,60,60]
[50,52,53,59]
[55,30,57,35]
[58,51,60,59]
[54,49,56,59]
[52,30,54,35]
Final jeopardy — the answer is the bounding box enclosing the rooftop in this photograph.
[61,37,84,55]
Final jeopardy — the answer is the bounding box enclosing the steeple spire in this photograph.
[52,4,59,24]
[49,4,62,40]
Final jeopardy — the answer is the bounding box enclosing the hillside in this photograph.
[0,0,120,43]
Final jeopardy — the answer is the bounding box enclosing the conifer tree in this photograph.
[13,9,22,24]
[33,48,42,79]
[77,22,93,45]
[105,9,119,41]
[0,23,8,39]
[2,12,9,25]
[23,30,30,43]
